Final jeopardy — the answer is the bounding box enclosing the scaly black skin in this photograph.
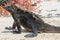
[4,5,40,37]
[1,0,44,37]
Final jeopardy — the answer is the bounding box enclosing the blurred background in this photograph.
[0,0,60,17]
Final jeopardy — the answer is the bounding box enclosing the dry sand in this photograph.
[0,17,60,40]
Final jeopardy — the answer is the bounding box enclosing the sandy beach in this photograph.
[0,17,60,40]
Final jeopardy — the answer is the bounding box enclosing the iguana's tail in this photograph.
[42,23,60,33]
